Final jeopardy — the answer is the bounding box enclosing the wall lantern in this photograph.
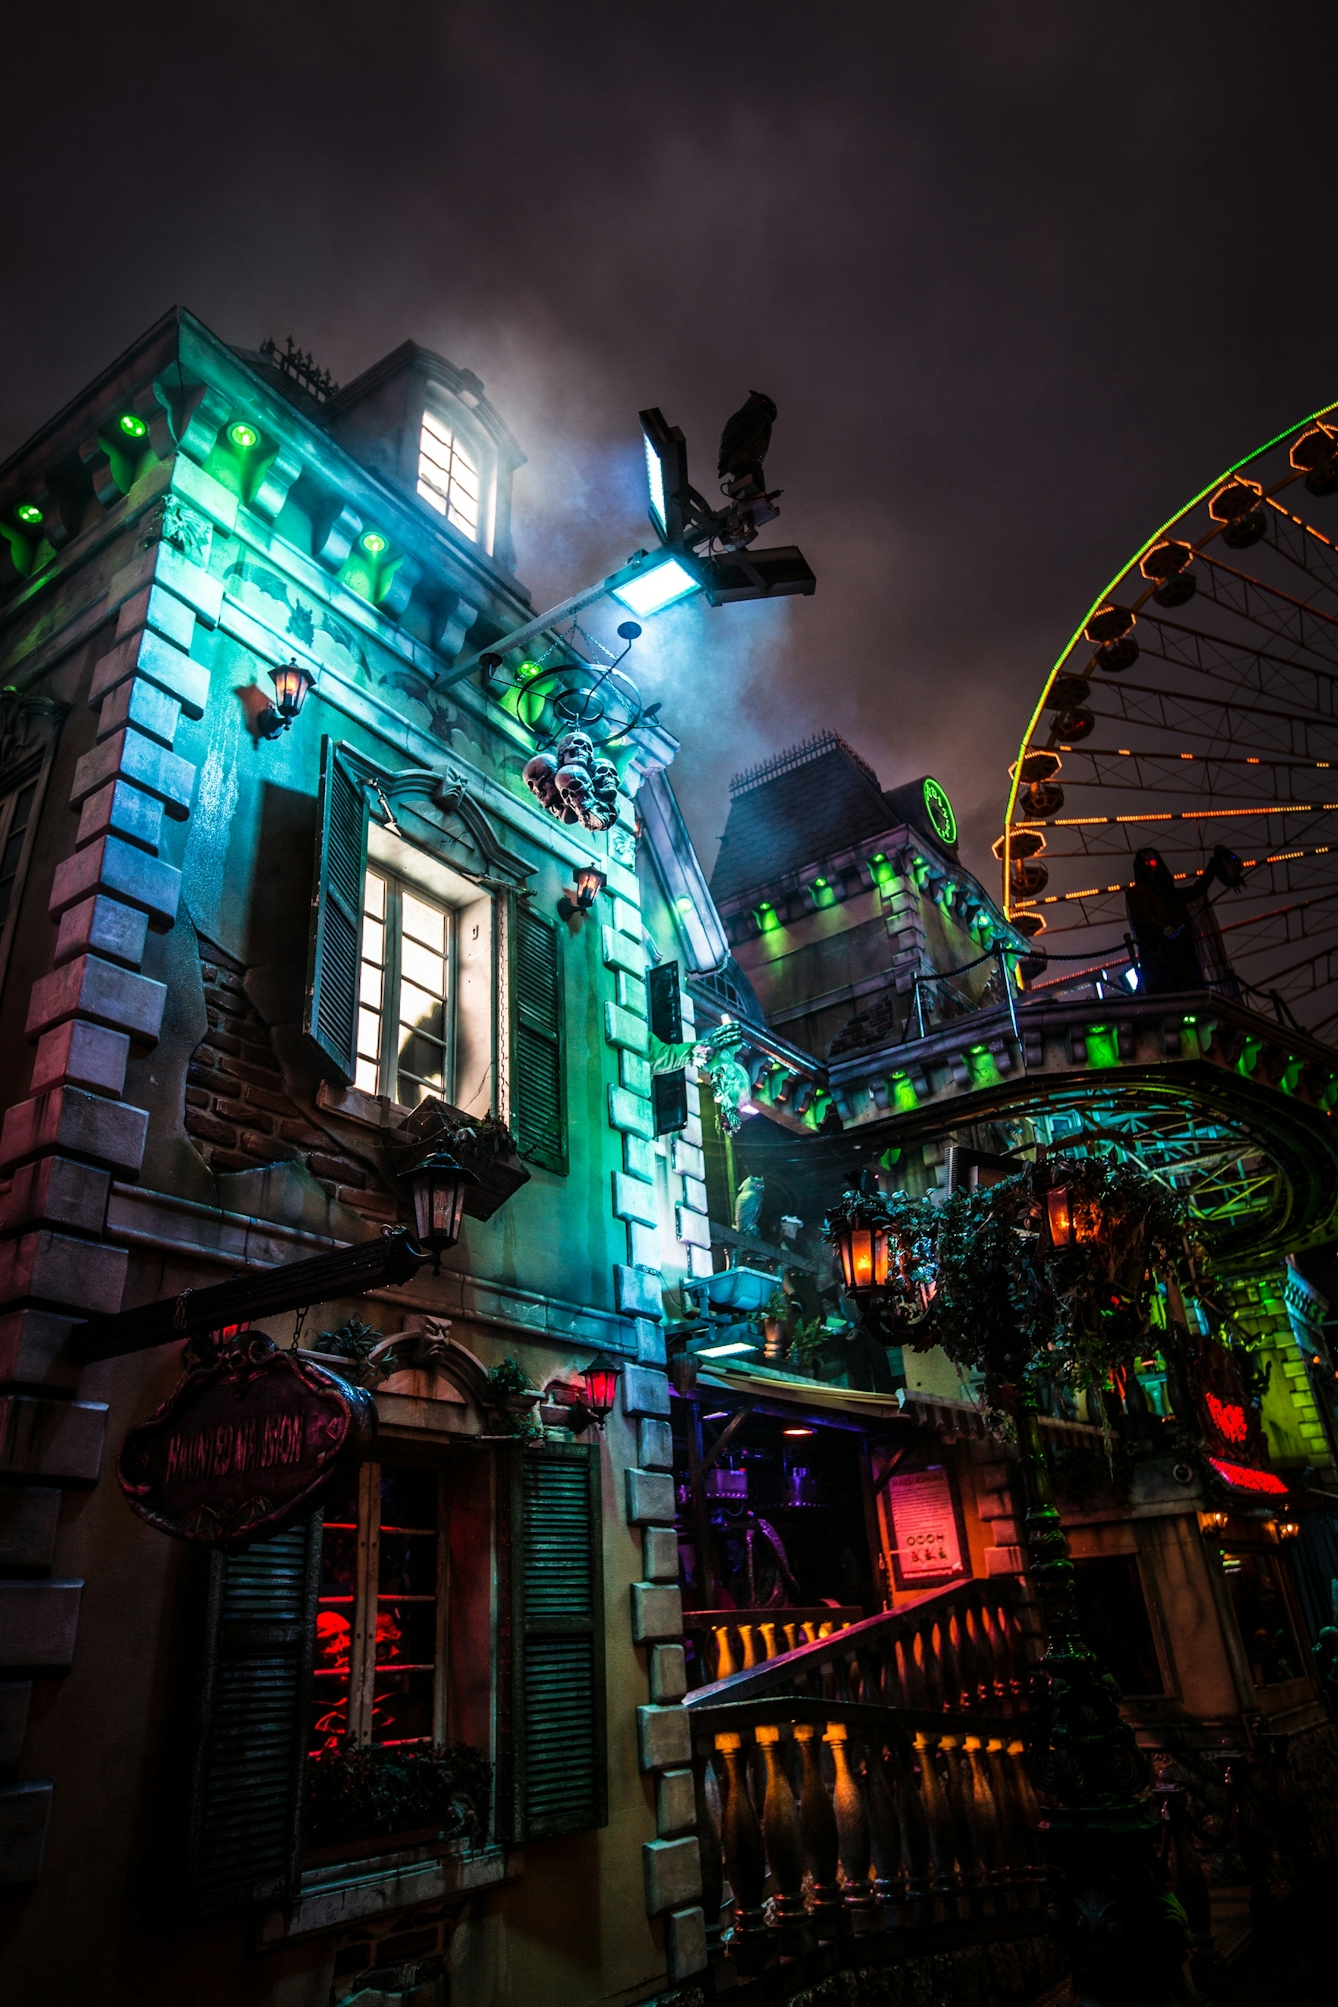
[406,1148,478,1272]
[582,1353,621,1428]
[257,660,316,739]
[1274,1517,1301,1541]
[558,865,607,923]
[1198,1510,1230,1534]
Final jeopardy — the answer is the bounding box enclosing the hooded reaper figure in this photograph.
[1125,845,1243,994]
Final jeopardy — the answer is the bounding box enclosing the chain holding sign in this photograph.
[118,1328,377,1553]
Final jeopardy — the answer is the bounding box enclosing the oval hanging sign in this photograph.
[118,1331,377,1552]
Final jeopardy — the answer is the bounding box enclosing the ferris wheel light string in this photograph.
[1004,391,1338,911]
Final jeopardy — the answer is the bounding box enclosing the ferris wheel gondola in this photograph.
[1001,398,1338,1042]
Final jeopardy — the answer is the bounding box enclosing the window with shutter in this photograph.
[515,1444,606,1839]
[304,737,370,1082]
[185,1516,321,1914]
[513,904,566,1173]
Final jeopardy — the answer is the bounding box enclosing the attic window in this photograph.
[417,411,480,539]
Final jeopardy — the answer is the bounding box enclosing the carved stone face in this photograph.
[522,752,560,809]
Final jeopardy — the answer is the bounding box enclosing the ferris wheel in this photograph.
[1000,396,1338,1042]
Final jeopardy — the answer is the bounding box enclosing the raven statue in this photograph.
[718,391,777,494]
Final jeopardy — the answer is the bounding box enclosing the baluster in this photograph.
[1000,1599,1025,1702]
[739,1623,758,1669]
[818,1619,835,1638]
[783,1621,801,1652]
[907,1625,930,1710]
[758,1620,779,1661]
[715,1731,769,1972]
[755,1725,808,1947]
[1007,1737,1046,1888]
[693,1752,727,1957]
[891,1734,933,1924]
[714,1625,737,1680]
[801,1621,819,1644]
[963,1733,1006,1905]
[940,1613,964,1713]
[862,1739,902,1925]
[977,1596,1005,1705]
[914,1729,961,1911]
[937,1730,983,1908]
[825,1723,878,1932]
[985,1736,1026,1891]
[794,1723,844,1936]
[963,1603,989,1709]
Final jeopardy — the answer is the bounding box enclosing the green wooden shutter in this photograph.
[653,1068,688,1135]
[304,737,369,1082]
[516,1444,606,1839]
[513,903,566,1172]
[185,1517,321,1913]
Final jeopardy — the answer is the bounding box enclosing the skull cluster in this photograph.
[523,731,619,830]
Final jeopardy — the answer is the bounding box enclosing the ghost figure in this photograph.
[734,1174,765,1237]
[523,752,561,811]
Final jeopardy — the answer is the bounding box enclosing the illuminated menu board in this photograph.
[888,1466,964,1585]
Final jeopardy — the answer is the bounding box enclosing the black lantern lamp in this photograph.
[258,660,316,739]
[406,1148,479,1272]
[824,1170,931,1336]
[558,865,607,923]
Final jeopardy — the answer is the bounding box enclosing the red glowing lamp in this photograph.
[582,1353,621,1427]
[1207,1456,1288,1496]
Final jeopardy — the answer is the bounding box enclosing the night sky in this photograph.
[7,3,1338,891]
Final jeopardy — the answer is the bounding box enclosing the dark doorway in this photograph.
[1071,1553,1164,1695]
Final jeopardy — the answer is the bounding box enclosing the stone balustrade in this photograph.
[687,1694,1045,1973]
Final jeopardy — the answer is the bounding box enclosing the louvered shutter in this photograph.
[515,1444,606,1839]
[185,1517,321,1913]
[647,960,683,1044]
[653,1069,688,1136]
[513,903,566,1172]
[304,737,369,1081]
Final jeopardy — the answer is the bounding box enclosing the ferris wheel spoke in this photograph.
[1196,552,1338,670]
[1132,616,1338,708]
[1085,681,1338,744]
[1261,501,1338,603]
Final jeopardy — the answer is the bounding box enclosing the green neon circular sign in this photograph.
[922,776,957,846]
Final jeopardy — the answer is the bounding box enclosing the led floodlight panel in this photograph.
[610,556,701,617]
[638,408,689,545]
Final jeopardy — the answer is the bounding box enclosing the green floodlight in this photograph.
[922,776,958,847]
[610,555,700,618]
[360,531,388,555]
[229,421,259,450]
[516,660,542,681]
[118,413,148,439]
[16,504,41,525]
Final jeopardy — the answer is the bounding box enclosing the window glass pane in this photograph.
[417,478,448,516]
[401,937,444,995]
[354,1058,380,1094]
[311,1477,360,1753]
[373,1467,439,1747]
[357,1007,383,1061]
[401,892,445,954]
[364,873,385,920]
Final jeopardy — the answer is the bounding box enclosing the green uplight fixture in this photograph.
[516,660,542,681]
[360,531,388,556]
[922,776,957,847]
[16,505,41,526]
[228,421,259,450]
[814,876,828,887]
[118,413,148,439]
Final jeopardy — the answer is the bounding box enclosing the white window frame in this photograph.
[415,397,495,554]
[356,823,496,1119]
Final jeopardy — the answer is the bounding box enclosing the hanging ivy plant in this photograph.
[916,1155,1187,1397]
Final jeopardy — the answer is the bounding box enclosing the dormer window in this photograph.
[417,410,480,540]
